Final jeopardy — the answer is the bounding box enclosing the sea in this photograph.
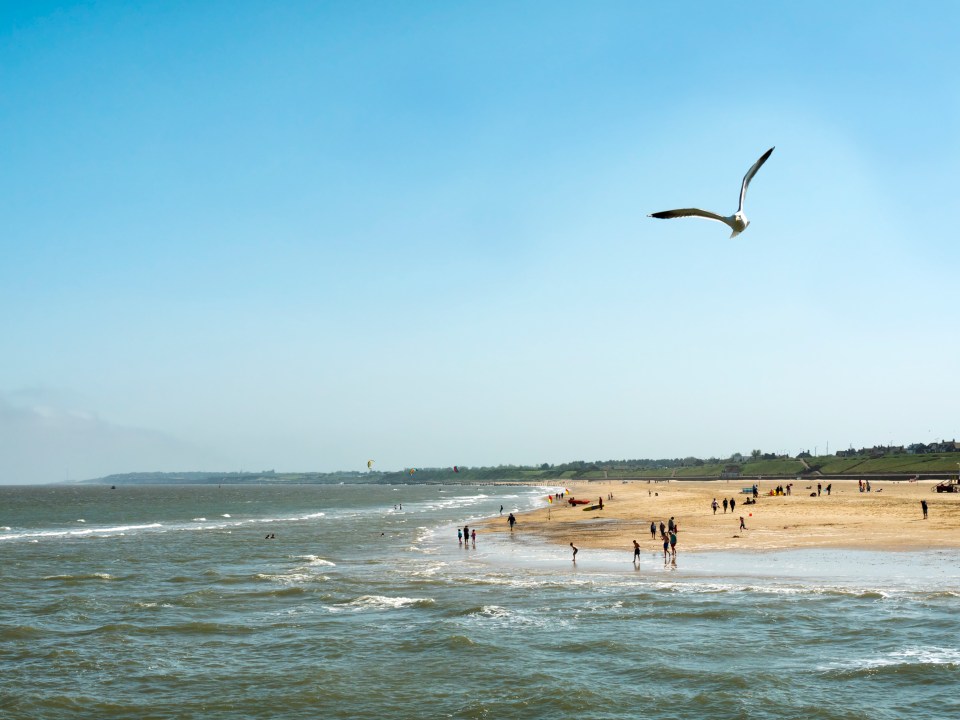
[1,483,958,720]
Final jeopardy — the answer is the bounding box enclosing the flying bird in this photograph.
[649,147,774,238]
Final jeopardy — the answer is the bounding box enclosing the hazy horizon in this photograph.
[3,2,959,484]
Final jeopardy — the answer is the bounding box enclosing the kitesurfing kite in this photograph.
[453,466,459,473]
[367,459,374,470]
[649,147,774,238]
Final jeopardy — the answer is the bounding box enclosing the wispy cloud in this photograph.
[0,390,222,484]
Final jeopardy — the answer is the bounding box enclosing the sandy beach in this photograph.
[482,478,960,552]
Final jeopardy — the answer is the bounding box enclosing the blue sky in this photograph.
[2,1,959,482]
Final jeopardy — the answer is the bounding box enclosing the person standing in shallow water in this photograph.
[570,542,578,562]
[633,539,641,563]
[508,513,516,531]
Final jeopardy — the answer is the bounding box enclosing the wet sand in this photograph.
[482,479,960,552]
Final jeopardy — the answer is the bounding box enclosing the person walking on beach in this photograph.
[817,483,822,497]
[668,517,675,532]
[633,539,641,563]
[712,498,718,515]
[722,498,728,513]
[650,521,656,539]
[570,542,578,562]
[729,497,735,513]
[659,521,666,536]
[921,499,928,519]
[669,531,677,558]
[739,516,746,530]
[508,513,516,531]
[826,484,832,496]
[661,532,670,562]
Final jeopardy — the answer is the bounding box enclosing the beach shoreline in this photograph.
[479,478,960,553]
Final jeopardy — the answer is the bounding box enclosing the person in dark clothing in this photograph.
[921,499,928,519]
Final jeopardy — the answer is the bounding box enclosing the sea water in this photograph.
[1,484,958,719]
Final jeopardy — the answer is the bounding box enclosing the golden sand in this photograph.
[481,478,960,552]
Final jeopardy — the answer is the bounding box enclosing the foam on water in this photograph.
[3,483,957,720]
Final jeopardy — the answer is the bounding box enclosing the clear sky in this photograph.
[3,1,959,483]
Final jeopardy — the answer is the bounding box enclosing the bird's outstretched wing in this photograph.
[738,147,774,213]
[648,208,729,224]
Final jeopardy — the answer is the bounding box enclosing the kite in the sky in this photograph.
[649,147,774,238]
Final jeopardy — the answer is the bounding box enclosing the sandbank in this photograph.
[481,478,960,552]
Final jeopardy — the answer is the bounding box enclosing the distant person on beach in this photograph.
[817,483,822,497]
[739,516,746,530]
[463,525,469,542]
[712,498,718,514]
[730,498,735,513]
[471,528,476,544]
[650,521,656,538]
[722,498,728,513]
[570,542,578,561]
[633,539,641,562]
[659,521,666,536]
[752,484,759,498]
[921,499,928,519]
[669,531,677,557]
[662,533,670,562]
[826,484,832,496]
[508,513,516,531]
[668,517,675,532]
[500,505,503,515]
[458,528,463,544]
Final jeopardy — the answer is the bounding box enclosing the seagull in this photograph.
[649,147,774,238]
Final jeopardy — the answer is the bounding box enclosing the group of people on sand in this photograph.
[640,517,678,562]
[711,497,739,514]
